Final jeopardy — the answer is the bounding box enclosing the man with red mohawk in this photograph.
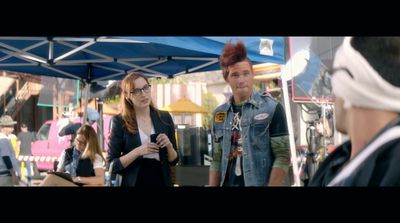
[209,40,290,186]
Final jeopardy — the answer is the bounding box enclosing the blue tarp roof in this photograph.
[0,36,285,82]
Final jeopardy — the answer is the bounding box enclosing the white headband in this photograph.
[332,37,400,112]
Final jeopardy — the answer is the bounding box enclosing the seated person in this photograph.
[59,108,100,146]
[40,124,105,186]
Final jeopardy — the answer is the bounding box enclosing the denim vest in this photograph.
[212,91,278,186]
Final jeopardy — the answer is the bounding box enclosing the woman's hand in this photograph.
[72,176,81,184]
[154,133,172,149]
[136,142,160,156]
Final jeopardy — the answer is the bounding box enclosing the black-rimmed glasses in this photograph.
[321,67,354,89]
[130,84,151,96]
[327,67,354,79]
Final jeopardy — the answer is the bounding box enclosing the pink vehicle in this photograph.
[31,115,112,171]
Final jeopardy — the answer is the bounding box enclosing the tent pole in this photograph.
[82,82,90,124]
[281,37,300,186]
[97,97,104,151]
[281,76,300,186]
[82,65,92,124]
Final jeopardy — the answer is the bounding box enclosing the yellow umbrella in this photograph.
[161,98,208,114]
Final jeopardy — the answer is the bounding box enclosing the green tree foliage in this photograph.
[148,76,189,85]
[253,81,264,93]
[202,91,218,129]
[104,95,120,104]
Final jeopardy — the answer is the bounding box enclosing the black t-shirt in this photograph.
[269,103,289,137]
[223,103,245,186]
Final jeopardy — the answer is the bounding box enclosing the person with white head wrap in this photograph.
[331,37,400,112]
[309,37,400,186]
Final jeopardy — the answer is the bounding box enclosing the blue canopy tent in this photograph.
[0,36,301,185]
[0,36,285,82]
[0,36,284,134]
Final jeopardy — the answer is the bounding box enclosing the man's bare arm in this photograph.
[209,170,221,186]
[268,168,287,186]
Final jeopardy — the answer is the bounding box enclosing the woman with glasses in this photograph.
[40,124,106,186]
[107,72,178,187]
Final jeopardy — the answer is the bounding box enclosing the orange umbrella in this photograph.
[161,98,208,114]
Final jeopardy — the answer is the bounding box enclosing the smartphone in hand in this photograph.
[150,133,169,161]
[150,133,159,144]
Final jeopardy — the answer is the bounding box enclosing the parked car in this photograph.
[31,115,112,171]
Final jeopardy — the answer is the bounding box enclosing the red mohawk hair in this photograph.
[220,40,252,80]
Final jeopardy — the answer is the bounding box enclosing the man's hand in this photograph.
[208,170,221,186]
[268,168,287,186]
